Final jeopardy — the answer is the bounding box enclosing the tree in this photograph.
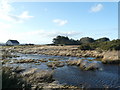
[53,36,69,45]
[52,35,80,45]
[80,37,95,44]
[96,37,110,42]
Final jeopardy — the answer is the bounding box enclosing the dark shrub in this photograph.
[53,35,80,45]
[79,44,94,50]
[96,37,110,42]
[80,37,95,44]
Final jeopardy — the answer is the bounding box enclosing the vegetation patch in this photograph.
[15,59,34,63]
[2,66,31,89]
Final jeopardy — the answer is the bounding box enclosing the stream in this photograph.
[3,53,120,88]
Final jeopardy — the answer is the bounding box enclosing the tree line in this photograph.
[52,35,120,50]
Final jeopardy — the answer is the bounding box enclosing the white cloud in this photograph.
[0,0,13,14]
[90,4,103,13]
[22,30,81,39]
[53,19,68,26]
[19,11,34,19]
[0,29,81,44]
[0,22,12,29]
[0,0,34,23]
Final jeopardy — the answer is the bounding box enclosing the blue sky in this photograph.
[0,1,118,44]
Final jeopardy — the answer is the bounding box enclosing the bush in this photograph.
[79,39,120,51]
[80,37,95,44]
[53,35,80,45]
[96,37,110,42]
[79,44,94,50]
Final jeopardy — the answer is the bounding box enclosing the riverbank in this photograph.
[2,66,81,89]
[1,45,120,89]
[1,45,119,64]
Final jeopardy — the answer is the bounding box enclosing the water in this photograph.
[3,53,120,88]
[54,65,119,88]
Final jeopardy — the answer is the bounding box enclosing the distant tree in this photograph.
[53,35,80,45]
[96,37,110,42]
[53,36,69,45]
[80,37,95,44]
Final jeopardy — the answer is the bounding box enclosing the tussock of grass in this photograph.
[2,67,31,89]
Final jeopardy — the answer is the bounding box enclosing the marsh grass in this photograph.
[2,67,31,89]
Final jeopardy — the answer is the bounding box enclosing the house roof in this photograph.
[8,40,19,43]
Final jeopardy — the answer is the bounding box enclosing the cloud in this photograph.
[8,11,34,23]
[0,22,12,29]
[26,30,81,37]
[0,0,13,14]
[19,11,34,19]
[0,0,34,23]
[0,29,81,44]
[53,19,68,26]
[90,4,103,13]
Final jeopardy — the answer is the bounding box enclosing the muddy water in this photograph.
[3,53,120,88]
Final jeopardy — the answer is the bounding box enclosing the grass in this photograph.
[2,67,31,89]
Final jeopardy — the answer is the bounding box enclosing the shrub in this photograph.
[80,37,95,44]
[79,44,94,50]
[79,39,120,51]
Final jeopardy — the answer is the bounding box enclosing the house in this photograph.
[6,40,20,46]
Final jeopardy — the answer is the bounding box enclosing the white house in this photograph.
[6,40,20,45]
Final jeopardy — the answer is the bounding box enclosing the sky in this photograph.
[0,0,118,44]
